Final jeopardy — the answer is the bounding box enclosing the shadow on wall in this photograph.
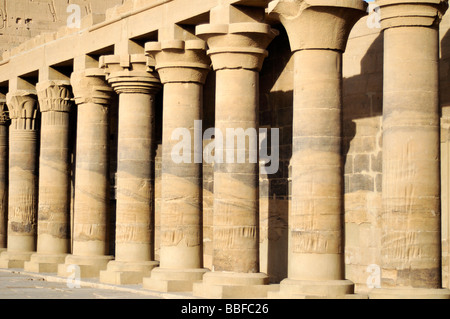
[343,32,384,159]
[259,24,292,283]
[343,32,384,193]
[342,32,384,293]
[107,93,119,257]
[440,27,450,109]
[439,26,450,289]
[258,26,385,285]
[342,23,450,292]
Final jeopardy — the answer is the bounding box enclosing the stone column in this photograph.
[143,38,210,292]
[0,101,8,256]
[0,90,39,268]
[192,5,278,299]
[98,54,161,285]
[57,68,114,278]
[268,0,366,298]
[24,81,73,273]
[369,0,450,299]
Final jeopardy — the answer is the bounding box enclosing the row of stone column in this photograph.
[269,0,450,299]
[0,0,449,299]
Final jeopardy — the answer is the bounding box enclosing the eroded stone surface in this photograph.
[6,91,39,254]
[0,0,449,299]
[67,69,113,264]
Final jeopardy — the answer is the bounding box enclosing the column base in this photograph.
[143,268,209,292]
[57,254,113,278]
[192,271,277,299]
[99,260,159,285]
[267,279,355,299]
[0,251,34,269]
[369,287,450,299]
[24,253,68,273]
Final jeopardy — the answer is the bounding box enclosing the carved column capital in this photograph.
[99,54,162,95]
[36,80,73,113]
[196,23,278,71]
[268,0,367,52]
[145,39,211,84]
[6,90,38,130]
[70,68,114,106]
[377,0,448,30]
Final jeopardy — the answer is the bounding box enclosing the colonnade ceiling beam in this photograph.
[0,0,250,84]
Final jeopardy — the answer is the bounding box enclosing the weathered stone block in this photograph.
[354,154,370,174]
[349,174,374,193]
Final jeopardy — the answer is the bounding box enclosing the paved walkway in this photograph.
[0,268,195,299]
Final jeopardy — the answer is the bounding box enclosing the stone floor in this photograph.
[0,268,196,299]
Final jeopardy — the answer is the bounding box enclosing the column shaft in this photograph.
[193,8,278,297]
[382,26,441,288]
[37,111,71,254]
[24,81,74,273]
[57,72,115,278]
[8,128,38,252]
[290,49,344,281]
[98,54,161,285]
[72,101,110,256]
[213,68,260,274]
[115,92,155,262]
[144,38,210,292]
[160,82,203,270]
[0,91,39,268]
[7,91,39,254]
[267,0,366,298]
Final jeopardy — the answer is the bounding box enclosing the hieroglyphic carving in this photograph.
[48,0,57,22]
[0,0,6,30]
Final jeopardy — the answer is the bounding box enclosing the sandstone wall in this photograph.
[342,15,384,294]
[0,0,123,56]
[341,10,450,292]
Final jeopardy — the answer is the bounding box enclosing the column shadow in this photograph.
[259,24,292,283]
[342,31,384,290]
[439,26,450,289]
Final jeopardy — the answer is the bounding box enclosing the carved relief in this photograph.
[36,80,72,113]
[6,90,38,130]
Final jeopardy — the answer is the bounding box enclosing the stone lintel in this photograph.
[36,80,73,113]
[145,40,210,84]
[100,54,162,95]
[209,4,266,25]
[157,24,199,43]
[267,0,367,52]
[70,68,114,106]
[195,22,278,71]
[377,0,448,29]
